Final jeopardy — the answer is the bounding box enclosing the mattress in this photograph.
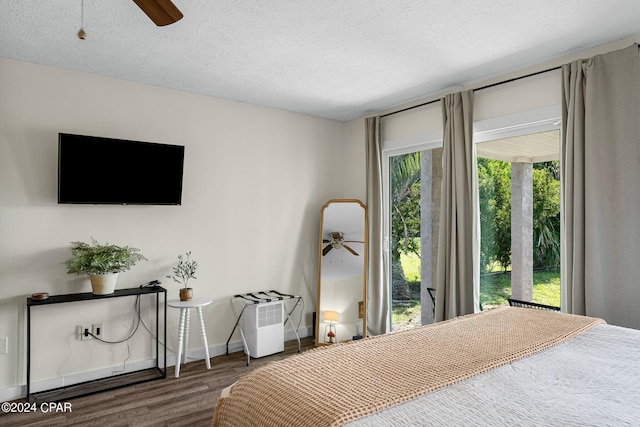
[213,307,615,426]
[347,323,640,426]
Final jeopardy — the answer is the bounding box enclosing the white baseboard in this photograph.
[0,326,312,402]
[184,325,312,361]
[0,385,22,403]
[286,325,313,343]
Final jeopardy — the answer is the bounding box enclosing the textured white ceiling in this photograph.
[1,1,640,121]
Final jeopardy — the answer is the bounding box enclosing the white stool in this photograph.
[168,297,212,378]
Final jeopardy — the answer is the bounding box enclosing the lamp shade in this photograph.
[324,310,339,323]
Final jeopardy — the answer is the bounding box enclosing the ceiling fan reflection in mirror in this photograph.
[322,232,364,256]
[77,0,183,40]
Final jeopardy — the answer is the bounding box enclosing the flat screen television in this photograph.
[58,133,185,205]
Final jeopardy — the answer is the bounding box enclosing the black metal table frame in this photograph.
[26,286,167,403]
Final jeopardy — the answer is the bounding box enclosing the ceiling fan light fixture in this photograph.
[77,0,86,40]
[330,231,345,249]
[322,231,362,256]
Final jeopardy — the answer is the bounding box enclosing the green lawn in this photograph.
[391,300,421,326]
[401,250,421,282]
[396,252,560,323]
[480,268,560,308]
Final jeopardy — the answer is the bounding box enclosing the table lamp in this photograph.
[324,310,339,344]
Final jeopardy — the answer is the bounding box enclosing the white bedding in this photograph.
[347,324,640,426]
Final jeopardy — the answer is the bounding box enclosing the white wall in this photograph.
[317,275,363,343]
[331,275,365,342]
[341,118,367,201]
[0,58,347,397]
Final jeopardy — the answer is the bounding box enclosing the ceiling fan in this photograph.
[132,0,184,26]
[77,0,182,40]
[322,232,364,256]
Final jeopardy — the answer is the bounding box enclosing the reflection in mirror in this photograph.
[316,199,367,346]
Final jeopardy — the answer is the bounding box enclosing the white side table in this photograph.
[168,297,212,378]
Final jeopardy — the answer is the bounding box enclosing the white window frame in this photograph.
[381,104,562,324]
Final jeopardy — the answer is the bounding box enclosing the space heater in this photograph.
[243,300,284,358]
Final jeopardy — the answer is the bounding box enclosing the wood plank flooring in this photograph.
[1,337,315,427]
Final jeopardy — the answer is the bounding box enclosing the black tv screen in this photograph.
[58,133,185,205]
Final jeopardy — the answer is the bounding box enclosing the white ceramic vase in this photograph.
[89,273,119,295]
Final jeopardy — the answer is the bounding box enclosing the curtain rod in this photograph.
[380,65,562,118]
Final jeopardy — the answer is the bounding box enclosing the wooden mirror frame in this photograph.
[315,199,368,346]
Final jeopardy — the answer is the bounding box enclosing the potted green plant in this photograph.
[167,251,198,301]
[64,238,147,295]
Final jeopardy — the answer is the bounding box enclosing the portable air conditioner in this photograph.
[243,300,284,358]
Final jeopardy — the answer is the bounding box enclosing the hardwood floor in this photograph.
[1,337,315,427]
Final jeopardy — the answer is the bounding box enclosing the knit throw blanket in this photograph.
[213,307,604,427]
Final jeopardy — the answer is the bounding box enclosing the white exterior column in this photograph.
[511,162,533,301]
[420,148,442,324]
[420,150,433,325]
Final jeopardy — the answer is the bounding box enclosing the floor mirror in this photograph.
[316,199,367,346]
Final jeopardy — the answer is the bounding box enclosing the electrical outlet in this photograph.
[0,337,7,354]
[92,323,103,339]
[77,324,92,340]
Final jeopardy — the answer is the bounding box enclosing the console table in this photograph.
[26,285,167,403]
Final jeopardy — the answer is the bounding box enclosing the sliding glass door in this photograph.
[388,147,442,330]
[383,105,562,328]
[476,130,561,309]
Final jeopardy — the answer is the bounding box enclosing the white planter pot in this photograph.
[89,273,119,295]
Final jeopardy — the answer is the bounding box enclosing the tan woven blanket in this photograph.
[213,307,604,427]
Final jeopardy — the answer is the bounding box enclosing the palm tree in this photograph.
[390,152,421,300]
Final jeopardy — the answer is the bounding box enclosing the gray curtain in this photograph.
[365,116,390,335]
[435,91,480,321]
[561,44,640,329]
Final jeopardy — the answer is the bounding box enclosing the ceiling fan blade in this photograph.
[323,239,330,243]
[343,245,359,256]
[344,240,365,243]
[133,0,183,26]
[322,244,333,256]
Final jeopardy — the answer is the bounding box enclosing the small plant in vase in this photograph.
[64,238,147,295]
[167,251,198,301]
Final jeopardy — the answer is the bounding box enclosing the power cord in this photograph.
[110,341,131,375]
[85,278,161,342]
[139,279,161,288]
[84,280,178,355]
[85,295,141,343]
[87,282,307,363]
[139,311,176,353]
[84,280,161,373]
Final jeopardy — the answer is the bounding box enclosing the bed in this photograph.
[213,306,640,426]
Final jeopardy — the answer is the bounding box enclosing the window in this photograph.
[476,130,561,309]
[386,146,442,330]
[382,105,563,328]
